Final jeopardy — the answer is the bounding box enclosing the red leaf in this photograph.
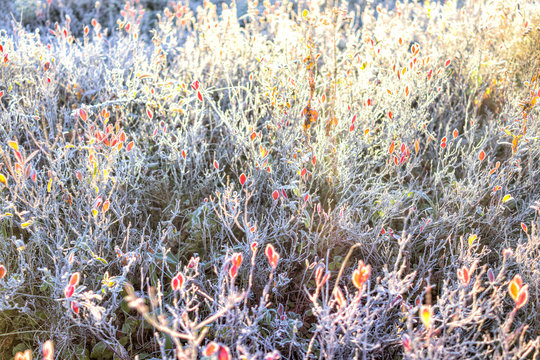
[217,345,231,360]
[312,156,316,165]
[521,222,528,233]
[478,150,486,161]
[239,173,247,185]
[0,264,6,279]
[453,129,459,139]
[126,141,134,151]
[388,111,393,119]
[197,91,203,102]
[487,268,495,283]
[171,272,185,291]
[146,108,153,119]
[272,190,279,201]
[214,160,219,170]
[64,285,75,298]
[402,335,411,352]
[182,149,186,159]
[350,123,355,132]
[72,301,80,314]
[93,196,102,208]
[445,59,451,67]
[79,108,88,121]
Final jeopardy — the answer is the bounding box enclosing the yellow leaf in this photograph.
[7,140,18,151]
[21,221,32,228]
[92,209,98,217]
[47,178,53,193]
[420,305,432,328]
[503,129,514,137]
[302,9,308,18]
[468,234,477,246]
[0,173,7,186]
[502,194,512,203]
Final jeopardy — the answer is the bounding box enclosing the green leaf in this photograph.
[91,341,113,359]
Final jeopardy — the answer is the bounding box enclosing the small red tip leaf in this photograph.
[478,150,486,161]
[0,264,6,279]
[79,108,88,121]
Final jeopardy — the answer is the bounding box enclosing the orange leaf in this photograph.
[508,276,521,301]
[333,286,346,309]
[102,199,110,213]
[203,342,219,356]
[69,272,80,287]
